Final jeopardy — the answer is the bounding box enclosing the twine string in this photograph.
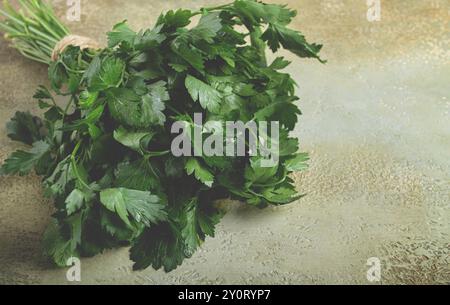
[51,35,100,61]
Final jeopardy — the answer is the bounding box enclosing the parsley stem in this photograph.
[192,3,231,16]
[71,141,81,158]
[246,188,265,198]
[144,150,171,158]
[61,96,74,124]
[0,0,69,64]
[70,141,92,191]
[16,48,48,63]
[252,175,287,188]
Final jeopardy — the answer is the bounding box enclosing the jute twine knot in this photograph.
[51,35,101,61]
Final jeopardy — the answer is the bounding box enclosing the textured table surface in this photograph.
[0,0,449,284]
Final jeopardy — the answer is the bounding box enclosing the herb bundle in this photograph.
[0,0,323,271]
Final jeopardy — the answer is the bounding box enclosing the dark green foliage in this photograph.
[1,0,323,272]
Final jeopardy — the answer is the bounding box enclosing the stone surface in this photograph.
[0,0,449,284]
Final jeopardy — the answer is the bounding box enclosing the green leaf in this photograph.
[245,157,279,185]
[270,57,291,69]
[38,100,52,109]
[68,73,81,94]
[135,25,166,50]
[65,189,85,216]
[156,9,192,32]
[188,12,222,43]
[130,222,186,272]
[43,158,74,197]
[79,91,99,109]
[181,202,202,256]
[33,85,53,100]
[107,20,136,48]
[1,141,49,176]
[254,101,301,130]
[262,183,304,205]
[48,61,67,90]
[185,158,214,187]
[107,84,168,128]
[106,87,141,126]
[88,124,102,139]
[60,104,104,132]
[169,63,188,73]
[232,0,296,26]
[278,131,299,156]
[185,75,222,113]
[141,81,169,126]
[89,57,125,92]
[83,56,101,84]
[284,153,309,171]
[115,160,160,191]
[42,219,78,267]
[44,106,62,122]
[100,209,137,241]
[113,126,153,153]
[6,111,45,145]
[127,76,148,95]
[100,188,167,227]
[262,24,325,62]
[171,38,205,72]
[42,211,84,268]
[181,199,223,256]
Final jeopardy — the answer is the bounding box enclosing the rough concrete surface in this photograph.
[0,0,449,284]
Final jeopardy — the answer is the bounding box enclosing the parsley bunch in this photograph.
[0,0,323,272]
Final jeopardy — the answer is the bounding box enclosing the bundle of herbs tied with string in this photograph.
[0,0,323,271]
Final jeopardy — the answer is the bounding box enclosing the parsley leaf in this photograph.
[181,198,223,256]
[0,141,49,176]
[107,20,136,48]
[6,111,45,145]
[284,153,310,172]
[156,9,192,33]
[185,158,214,187]
[254,101,301,130]
[42,219,79,267]
[108,82,169,128]
[65,189,85,216]
[113,126,153,153]
[185,75,222,113]
[171,37,205,72]
[0,0,323,272]
[262,24,325,62]
[141,81,169,126]
[89,57,125,92]
[100,188,167,227]
[188,12,222,43]
[114,160,160,191]
[130,222,185,272]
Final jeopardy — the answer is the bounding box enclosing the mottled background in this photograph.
[0,0,449,284]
